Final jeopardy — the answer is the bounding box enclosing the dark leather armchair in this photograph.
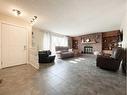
[38,50,55,63]
[122,49,126,73]
[96,47,124,71]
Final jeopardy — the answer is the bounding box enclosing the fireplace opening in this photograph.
[84,46,93,54]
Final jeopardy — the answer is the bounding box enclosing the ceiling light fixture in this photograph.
[30,16,38,25]
[12,9,21,16]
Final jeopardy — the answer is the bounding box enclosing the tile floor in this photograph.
[0,55,126,95]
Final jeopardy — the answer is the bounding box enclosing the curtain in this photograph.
[43,32,68,54]
[43,32,51,50]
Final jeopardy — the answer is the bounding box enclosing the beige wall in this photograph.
[0,23,1,69]
[121,2,127,49]
[120,2,127,71]
[32,27,44,50]
[29,27,45,69]
[121,3,127,92]
[68,37,72,48]
[121,13,127,49]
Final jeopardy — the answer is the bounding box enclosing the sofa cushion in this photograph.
[62,52,74,56]
[56,51,62,54]
[62,50,68,52]
[60,52,74,58]
[68,49,73,52]
[55,46,69,51]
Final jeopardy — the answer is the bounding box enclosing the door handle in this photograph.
[24,45,27,50]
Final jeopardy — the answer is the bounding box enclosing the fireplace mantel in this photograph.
[81,41,97,44]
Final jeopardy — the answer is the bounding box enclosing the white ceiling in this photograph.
[0,0,126,36]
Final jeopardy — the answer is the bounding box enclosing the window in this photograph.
[43,32,68,54]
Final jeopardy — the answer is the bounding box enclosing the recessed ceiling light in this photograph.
[12,9,21,16]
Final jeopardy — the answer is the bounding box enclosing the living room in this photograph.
[0,0,126,95]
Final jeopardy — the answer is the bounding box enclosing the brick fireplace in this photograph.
[72,33,102,54]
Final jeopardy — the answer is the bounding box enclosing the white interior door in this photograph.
[2,23,27,68]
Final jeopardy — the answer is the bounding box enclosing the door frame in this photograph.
[0,21,1,69]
